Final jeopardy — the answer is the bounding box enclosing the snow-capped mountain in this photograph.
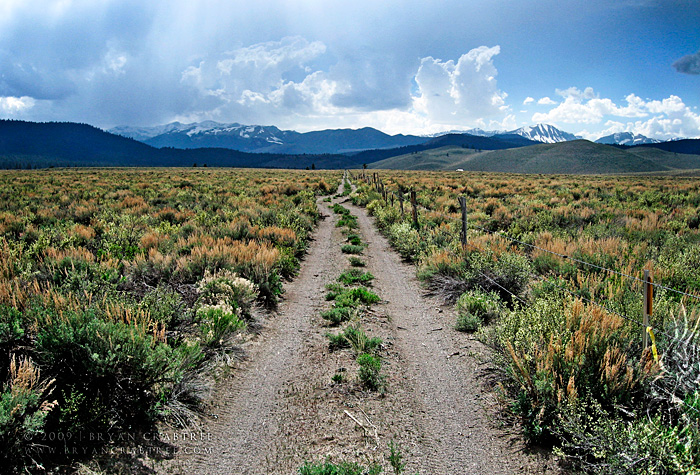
[109,121,292,151]
[109,121,429,154]
[595,132,660,146]
[424,128,502,138]
[508,124,580,143]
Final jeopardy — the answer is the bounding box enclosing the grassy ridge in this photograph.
[369,140,700,174]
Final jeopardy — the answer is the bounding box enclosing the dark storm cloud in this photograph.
[673,50,700,75]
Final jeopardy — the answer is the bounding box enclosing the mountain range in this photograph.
[594,132,660,146]
[2,119,699,174]
[110,121,669,153]
[110,121,428,154]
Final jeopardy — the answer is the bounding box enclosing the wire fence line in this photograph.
[353,171,700,346]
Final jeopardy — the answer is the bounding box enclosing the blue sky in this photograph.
[1,0,699,139]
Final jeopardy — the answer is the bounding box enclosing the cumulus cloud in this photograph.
[523,97,534,105]
[533,87,700,139]
[412,46,508,127]
[673,50,700,75]
[0,96,36,114]
[173,42,514,134]
[537,97,557,105]
[176,36,341,126]
[532,87,648,124]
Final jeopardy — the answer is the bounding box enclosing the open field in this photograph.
[2,167,699,474]
[352,169,700,473]
[0,168,337,472]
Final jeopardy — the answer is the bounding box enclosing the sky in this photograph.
[1,0,699,140]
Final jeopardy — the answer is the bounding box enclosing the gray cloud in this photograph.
[673,50,700,75]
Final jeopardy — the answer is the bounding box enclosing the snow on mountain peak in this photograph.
[594,132,660,146]
[510,124,579,143]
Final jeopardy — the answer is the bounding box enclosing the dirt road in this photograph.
[158,191,556,474]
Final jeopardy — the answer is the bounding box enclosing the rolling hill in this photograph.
[368,140,700,175]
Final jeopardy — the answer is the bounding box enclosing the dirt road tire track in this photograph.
[157,189,556,474]
[348,200,555,474]
[158,197,345,474]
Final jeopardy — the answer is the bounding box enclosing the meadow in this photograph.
[352,170,700,474]
[0,167,339,471]
[3,166,700,474]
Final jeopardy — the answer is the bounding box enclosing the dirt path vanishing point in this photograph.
[157,189,558,475]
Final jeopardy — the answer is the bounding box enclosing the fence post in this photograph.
[410,190,418,228]
[643,269,653,349]
[399,191,404,215]
[391,192,394,207]
[458,196,468,248]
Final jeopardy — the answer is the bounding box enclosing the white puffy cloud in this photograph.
[411,46,508,127]
[533,87,700,139]
[523,97,534,105]
[173,42,516,134]
[176,36,340,125]
[537,97,557,105]
[533,87,650,124]
[0,96,36,114]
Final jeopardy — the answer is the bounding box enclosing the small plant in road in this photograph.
[357,353,384,391]
[342,244,364,255]
[388,440,406,475]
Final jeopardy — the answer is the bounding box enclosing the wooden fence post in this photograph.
[410,190,418,228]
[458,196,467,248]
[399,191,404,215]
[391,192,394,207]
[643,269,653,349]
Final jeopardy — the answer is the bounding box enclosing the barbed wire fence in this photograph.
[348,169,700,420]
[348,169,700,349]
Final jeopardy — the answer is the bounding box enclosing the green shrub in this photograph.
[0,306,27,375]
[139,285,189,329]
[197,307,246,348]
[455,289,503,330]
[196,269,258,319]
[555,398,700,475]
[357,353,384,391]
[388,222,422,260]
[497,299,650,443]
[455,312,482,332]
[348,257,366,267]
[337,324,382,355]
[326,324,382,355]
[332,204,349,215]
[325,283,346,300]
[326,331,351,351]
[341,244,364,255]
[299,460,382,475]
[346,233,363,246]
[388,440,406,475]
[0,357,56,470]
[337,269,374,286]
[34,308,183,434]
[334,287,380,307]
[465,251,532,302]
[321,307,354,326]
